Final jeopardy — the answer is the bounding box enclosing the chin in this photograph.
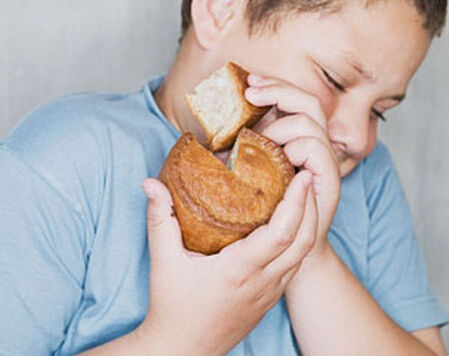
[339,158,361,178]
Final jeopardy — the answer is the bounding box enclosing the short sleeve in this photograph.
[363,143,448,332]
[0,146,87,356]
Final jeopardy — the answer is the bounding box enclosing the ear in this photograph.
[191,0,237,49]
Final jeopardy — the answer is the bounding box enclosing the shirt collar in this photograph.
[143,75,181,139]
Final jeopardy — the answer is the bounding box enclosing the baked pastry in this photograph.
[159,62,294,254]
[159,128,295,255]
[186,62,270,152]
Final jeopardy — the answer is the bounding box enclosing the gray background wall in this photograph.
[1,0,448,349]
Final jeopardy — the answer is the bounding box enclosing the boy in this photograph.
[0,0,447,355]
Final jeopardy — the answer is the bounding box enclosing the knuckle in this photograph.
[263,290,283,312]
[297,137,322,156]
[310,95,324,114]
[275,232,295,250]
[253,280,280,308]
[310,137,332,156]
[226,263,251,289]
[146,215,165,230]
[253,289,267,305]
[309,136,324,149]
[295,114,327,137]
[230,266,259,290]
[232,274,250,289]
[294,114,311,127]
[281,268,298,287]
[266,86,277,99]
[300,232,317,253]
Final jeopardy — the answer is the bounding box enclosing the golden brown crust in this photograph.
[235,128,295,188]
[159,128,294,255]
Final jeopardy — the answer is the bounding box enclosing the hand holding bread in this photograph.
[140,171,316,356]
[137,63,340,355]
[245,73,341,262]
[160,63,296,254]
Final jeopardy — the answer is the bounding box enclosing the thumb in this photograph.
[142,178,183,258]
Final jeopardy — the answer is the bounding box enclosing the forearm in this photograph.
[75,328,149,356]
[76,322,215,356]
[285,246,439,356]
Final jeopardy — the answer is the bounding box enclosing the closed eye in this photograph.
[372,109,388,122]
[321,66,388,122]
[322,69,347,93]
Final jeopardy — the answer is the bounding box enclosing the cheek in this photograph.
[290,66,338,119]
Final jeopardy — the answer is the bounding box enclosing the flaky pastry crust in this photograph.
[159,128,294,255]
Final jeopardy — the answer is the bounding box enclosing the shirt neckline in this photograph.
[143,75,181,139]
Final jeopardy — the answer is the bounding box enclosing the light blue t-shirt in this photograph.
[0,77,447,356]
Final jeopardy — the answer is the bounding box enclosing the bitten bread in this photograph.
[159,62,294,255]
[159,128,294,255]
[186,62,270,152]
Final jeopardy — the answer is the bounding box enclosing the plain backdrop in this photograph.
[1,0,448,349]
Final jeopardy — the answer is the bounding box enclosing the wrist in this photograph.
[285,241,335,298]
[133,319,189,356]
[134,316,223,356]
[302,241,334,272]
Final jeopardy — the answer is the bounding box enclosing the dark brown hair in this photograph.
[180,0,447,42]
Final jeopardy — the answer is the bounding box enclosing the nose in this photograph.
[327,101,372,159]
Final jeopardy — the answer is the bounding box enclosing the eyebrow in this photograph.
[343,51,406,103]
[346,55,375,81]
[387,93,406,103]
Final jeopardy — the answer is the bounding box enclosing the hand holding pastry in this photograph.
[161,63,304,255]
[138,63,324,355]
[138,172,316,356]
[245,74,341,260]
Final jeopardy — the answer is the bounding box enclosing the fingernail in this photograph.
[142,181,158,200]
[246,87,261,96]
[248,74,263,84]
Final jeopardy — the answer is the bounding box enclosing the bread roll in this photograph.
[186,62,270,152]
[159,128,294,255]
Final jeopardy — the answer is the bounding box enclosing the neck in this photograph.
[154,30,223,143]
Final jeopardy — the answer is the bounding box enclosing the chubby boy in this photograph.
[0,0,447,355]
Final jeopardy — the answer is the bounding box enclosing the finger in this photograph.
[221,170,312,269]
[262,114,332,152]
[247,74,280,88]
[280,264,301,290]
[284,138,340,238]
[266,188,318,280]
[245,83,327,131]
[142,178,183,258]
[283,137,340,196]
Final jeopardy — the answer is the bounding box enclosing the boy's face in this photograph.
[208,0,431,176]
